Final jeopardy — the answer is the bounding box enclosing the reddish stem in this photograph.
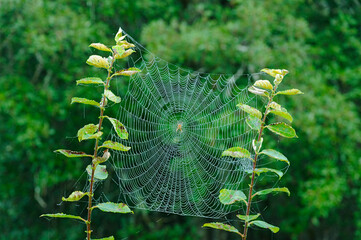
[86,56,115,240]
[242,90,275,240]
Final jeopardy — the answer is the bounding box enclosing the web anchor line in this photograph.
[109,32,264,219]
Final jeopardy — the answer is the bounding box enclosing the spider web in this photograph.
[109,34,262,219]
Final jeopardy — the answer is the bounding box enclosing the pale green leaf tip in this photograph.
[202,223,216,228]
[268,226,280,233]
[286,188,291,196]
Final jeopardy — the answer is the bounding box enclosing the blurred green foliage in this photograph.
[1,0,361,239]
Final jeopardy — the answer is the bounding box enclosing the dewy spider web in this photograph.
[109,33,262,219]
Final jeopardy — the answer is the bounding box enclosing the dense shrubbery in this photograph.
[1,0,361,239]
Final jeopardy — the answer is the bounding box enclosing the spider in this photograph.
[176,123,183,133]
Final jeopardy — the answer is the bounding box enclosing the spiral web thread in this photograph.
[110,34,263,219]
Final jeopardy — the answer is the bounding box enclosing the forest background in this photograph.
[1,0,361,239]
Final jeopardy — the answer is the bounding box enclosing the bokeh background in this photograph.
[1,0,361,239]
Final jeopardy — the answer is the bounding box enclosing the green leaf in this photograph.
[92,237,115,240]
[40,213,86,223]
[54,149,92,158]
[202,223,241,236]
[106,56,113,65]
[266,122,297,138]
[237,103,262,119]
[103,116,128,139]
[268,110,293,123]
[254,80,273,90]
[94,202,133,214]
[253,187,290,197]
[89,43,112,52]
[246,115,262,131]
[269,101,281,110]
[222,147,251,159]
[252,138,263,153]
[92,156,107,165]
[113,67,141,76]
[236,213,260,222]
[104,90,121,103]
[77,124,102,142]
[86,55,110,69]
[250,220,280,233]
[77,123,98,138]
[76,77,104,85]
[71,97,100,108]
[260,149,289,165]
[99,140,131,151]
[112,45,125,58]
[219,189,247,205]
[86,164,108,180]
[62,191,88,202]
[246,168,284,179]
[274,74,284,85]
[257,168,283,179]
[79,131,102,142]
[115,49,135,59]
[248,86,269,97]
[276,89,303,95]
[100,95,108,107]
[115,27,126,43]
[261,68,288,77]
[93,150,111,165]
[117,40,135,49]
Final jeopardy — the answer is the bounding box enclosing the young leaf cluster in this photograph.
[41,27,141,240]
[203,68,302,239]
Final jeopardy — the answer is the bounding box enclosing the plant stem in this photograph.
[86,56,115,240]
[242,92,275,240]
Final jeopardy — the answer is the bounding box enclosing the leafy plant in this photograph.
[40,27,141,240]
[203,69,302,239]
